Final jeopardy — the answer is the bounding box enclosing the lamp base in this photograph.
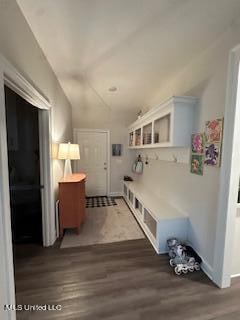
[63,159,72,177]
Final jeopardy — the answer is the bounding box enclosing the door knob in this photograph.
[104,167,107,170]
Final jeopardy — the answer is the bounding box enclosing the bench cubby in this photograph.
[123,181,188,253]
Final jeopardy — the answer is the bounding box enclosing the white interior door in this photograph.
[74,130,108,196]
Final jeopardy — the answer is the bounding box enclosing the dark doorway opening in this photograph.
[5,86,43,245]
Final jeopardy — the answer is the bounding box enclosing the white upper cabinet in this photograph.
[128,96,197,148]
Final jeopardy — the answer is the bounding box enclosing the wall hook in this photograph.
[172,154,177,163]
[145,154,149,165]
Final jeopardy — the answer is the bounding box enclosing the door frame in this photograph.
[73,128,111,196]
[0,55,55,320]
[213,44,240,288]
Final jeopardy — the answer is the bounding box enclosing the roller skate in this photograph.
[167,238,180,258]
[167,238,202,275]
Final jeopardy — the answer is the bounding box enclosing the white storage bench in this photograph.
[123,181,188,254]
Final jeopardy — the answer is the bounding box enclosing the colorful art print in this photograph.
[190,154,204,176]
[205,118,223,143]
[191,133,204,154]
[204,143,221,167]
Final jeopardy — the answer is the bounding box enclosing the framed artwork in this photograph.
[190,118,224,174]
[205,118,223,143]
[190,132,204,175]
[190,154,204,176]
[112,144,122,156]
[204,143,221,167]
[204,118,224,167]
[191,133,204,154]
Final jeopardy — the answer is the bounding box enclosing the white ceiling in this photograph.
[17,0,240,113]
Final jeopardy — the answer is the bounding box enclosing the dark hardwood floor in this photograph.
[14,239,240,320]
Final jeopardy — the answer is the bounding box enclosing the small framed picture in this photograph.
[190,154,204,176]
[112,144,122,156]
[204,143,221,167]
[191,133,204,154]
[205,118,224,143]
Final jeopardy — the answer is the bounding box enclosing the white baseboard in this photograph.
[185,241,213,280]
[231,273,240,278]
[201,259,213,280]
[55,200,59,239]
[108,192,123,197]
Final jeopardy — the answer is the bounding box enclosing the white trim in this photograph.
[0,55,55,320]
[0,64,16,320]
[1,56,55,247]
[231,273,240,279]
[192,249,213,280]
[213,44,240,288]
[55,200,60,239]
[185,240,213,280]
[2,55,50,110]
[73,128,111,196]
[38,110,55,246]
[109,192,123,197]
[201,261,213,281]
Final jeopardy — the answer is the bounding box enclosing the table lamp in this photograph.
[58,142,80,177]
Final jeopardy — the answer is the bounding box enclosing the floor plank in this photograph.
[14,239,240,320]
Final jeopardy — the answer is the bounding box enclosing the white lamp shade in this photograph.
[52,143,59,159]
[58,143,69,159]
[58,143,80,160]
[69,144,80,160]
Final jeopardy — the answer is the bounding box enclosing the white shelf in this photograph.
[128,142,171,149]
[123,181,188,253]
[128,96,197,149]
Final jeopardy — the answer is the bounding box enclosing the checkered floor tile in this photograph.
[86,196,117,208]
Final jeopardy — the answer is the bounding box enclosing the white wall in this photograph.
[133,20,240,273]
[232,207,240,276]
[0,0,73,198]
[72,86,136,195]
[70,17,240,273]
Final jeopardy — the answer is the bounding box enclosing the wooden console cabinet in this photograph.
[59,173,86,237]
